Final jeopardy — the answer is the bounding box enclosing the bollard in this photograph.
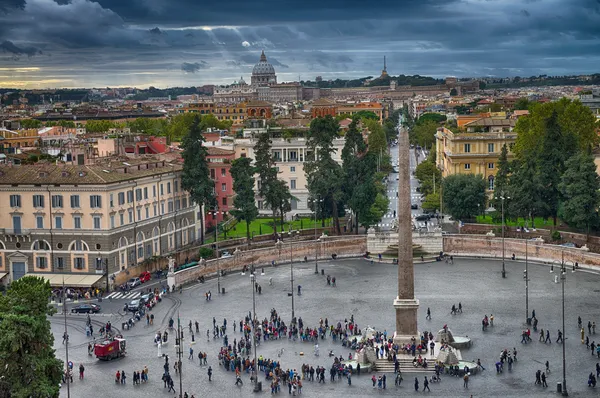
[321,269,325,275]
[556,382,562,393]
[222,287,225,294]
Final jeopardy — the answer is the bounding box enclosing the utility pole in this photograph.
[525,238,529,324]
[560,258,568,396]
[176,313,183,398]
[62,278,71,398]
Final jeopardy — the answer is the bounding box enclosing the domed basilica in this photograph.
[251,50,277,86]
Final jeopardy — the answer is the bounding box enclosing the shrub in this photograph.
[551,230,561,241]
[199,247,214,259]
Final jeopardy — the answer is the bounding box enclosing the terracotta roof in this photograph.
[311,98,336,106]
[464,118,516,127]
[206,147,235,156]
[0,160,181,185]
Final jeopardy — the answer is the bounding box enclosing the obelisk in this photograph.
[393,123,420,344]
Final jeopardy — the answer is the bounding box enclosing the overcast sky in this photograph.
[0,0,599,89]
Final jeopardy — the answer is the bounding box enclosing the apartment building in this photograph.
[234,128,345,214]
[0,158,200,288]
[435,124,516,193]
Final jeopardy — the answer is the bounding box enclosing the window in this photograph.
[93,216,101,230]
[33,240,50,250]
[222,197,227,206]
[137,232,145,259]
[175,180,179,192]
[118,192,125,205]
[290,166,296,173]
[221,183,226,192]
[70,195,80,208]
[488,175,495,190]
[221,168,226,177]
[210,169,216,179]
[488,162,495,169]
[137,208,141,220]
[55,216,63,229]
[168,201,174,213]
[51,195,63,208]
[464,163,471,170]
[127,191,133,203]
[488,143,495,153]
[95,257,103,270]
[119,213,124,226]
[464,144,471,153]
[90,195,102,209]
[128,209,133,223]
[135,188,142,201]
[167,182,171,194]
[33,194,45,208]
[145,207,149,219]
[153,204,157,217]
[9,194,21,208]
[74,216,81,229]
[36,216,44,229]
[36,256,48,269]
[109,193,114,207]
[182,197,187,208]
[110,215,115,229]
[74,257,86,269]
[175,199,181,211]
[289,150,298,161]
[160,184,164,196]
[153,185,157,197]
[290,180,296,190]
[12,215,21,232]
[144,187,148,199]
[54,257,65,269]
[161,202,165,214]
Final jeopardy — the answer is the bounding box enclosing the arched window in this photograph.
[32,240,51,251]
[167,222,175,251]
[181,219,189,246]
[32,240,50,269]
[152,226,160,255]
[488,175,495,191]
[69,240,89,251]
[136,232,145,260]
[118,237,128,268]
[69,240,88,270]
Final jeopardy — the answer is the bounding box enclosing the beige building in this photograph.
[234,128,345,214]
[0,158,200,288]
[435,123,517,193]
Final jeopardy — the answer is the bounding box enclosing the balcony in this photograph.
[5,228,31,236]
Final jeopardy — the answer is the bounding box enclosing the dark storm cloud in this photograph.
[1,39,41,56]
[181,61,209,73]
[0,0,599,88]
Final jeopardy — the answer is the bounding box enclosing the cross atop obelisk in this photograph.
[393,121,420,344]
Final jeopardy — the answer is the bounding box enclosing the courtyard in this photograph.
[53,257,600,397]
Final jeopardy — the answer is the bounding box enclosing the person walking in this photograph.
[463,373,469,388]
[541,372,547,387]
[557,329,563,343]
[208,366,213,381]
[426,308,431,320]
[423,376,430,392]
[79,364,85,379]
[414,377,419,392]
[189,346,194,360]
[545,361,550,374]
[545,330,551,344]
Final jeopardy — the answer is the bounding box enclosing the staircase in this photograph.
[374,358,435,373]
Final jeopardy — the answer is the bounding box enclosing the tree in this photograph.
[514,97,531,110]
[508,154,543,227]
[365,119,387,155]
[422,192,440,212]
[306,116,344,234]
[181,115,214,244]
[342,118,378,232]
[442,174,487,221]
[19,119,43,129]
[559,151,600,235]
[230,157,259,241]
[414,160,441,197]
[413,120,438,149]
[0,276,63,398]
[418,113,447,125]
[254,131,279,234]
[537,110,564,225]
[491,144,511,212]
[85,120,115,133]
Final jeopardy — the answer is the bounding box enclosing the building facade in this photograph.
[0,159,200,288]
[206,147,235,228]
[435,126,516,193]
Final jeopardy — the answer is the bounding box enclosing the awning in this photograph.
[0,272,7,279]
[32,273,104,287]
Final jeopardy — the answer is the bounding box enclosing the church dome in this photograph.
[252,50,275,75]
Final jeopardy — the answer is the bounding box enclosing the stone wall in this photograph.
[444,235,600,271]
[367,230,443,254]
[170,236,367,286]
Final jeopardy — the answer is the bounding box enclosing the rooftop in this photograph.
[464,118,517,127]
[0,157,181,185]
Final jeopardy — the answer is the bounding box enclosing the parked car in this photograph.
[127,277,141,288]
[126,299,142,312]
[221,251,232,258]
[139,272,151,283]
[411,204,418,210]
[71,304,101,314]
[415,214,430,221]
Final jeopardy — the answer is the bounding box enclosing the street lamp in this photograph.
[559,258,568,396]
[249,274,260,391]
[288,230,300,321]
[175,313,184,398]
[211,208,222,294]
[494,194,510,278]
[524,238,529,324]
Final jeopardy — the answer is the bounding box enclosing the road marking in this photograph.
[106,292,119,299]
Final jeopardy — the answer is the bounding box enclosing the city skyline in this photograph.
[0,0,599,89]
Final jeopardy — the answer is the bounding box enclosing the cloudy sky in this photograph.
[0,0,599,89]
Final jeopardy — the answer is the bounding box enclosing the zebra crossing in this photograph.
[105,291,141,300]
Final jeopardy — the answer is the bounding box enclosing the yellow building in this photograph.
[180,102,247,126]
[0,158,200,288]
[435,121,517,192]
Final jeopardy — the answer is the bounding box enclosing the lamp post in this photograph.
[175,313,184,398]
[560,257,568,396]
[495,194,510,278]
[62,278,71,398]
[250,273,260,391]
[288,230,299,321]
[212,208,221,294]
[525,238,529,324]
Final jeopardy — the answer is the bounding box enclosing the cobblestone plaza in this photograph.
[53,257,600,397]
